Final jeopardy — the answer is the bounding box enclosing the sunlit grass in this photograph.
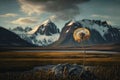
[0,51,119,80]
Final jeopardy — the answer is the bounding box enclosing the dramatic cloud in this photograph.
[18,0,89,20]
[11,17,37,25]
[0,13,18,17]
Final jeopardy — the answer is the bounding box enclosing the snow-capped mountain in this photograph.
[19,19,60,46]
[29,33,60,46]
[28,19,60,35]
[0,27,33,47]
[51,19,120,47]
[11,26,32,34]
[10,19,120,47]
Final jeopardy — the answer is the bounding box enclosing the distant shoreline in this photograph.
[0,47,120,53]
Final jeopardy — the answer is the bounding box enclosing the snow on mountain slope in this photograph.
[18,19,60,46]
[27,25,40,35]
[27,20,51,34]
[80,20,109,38]
[27,19,59,35]
[51,19,120,47]
[0,26,34,47]
[11,27,32,34]
[10,19,120,47]
[31,33,60,46]
[67,20,75,26]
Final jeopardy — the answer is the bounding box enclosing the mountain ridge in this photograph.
[16,19,60,46]
[0,26,34,47]
[50,19,120,47]
[8,19,120,47]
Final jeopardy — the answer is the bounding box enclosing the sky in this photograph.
[0,0,120,29]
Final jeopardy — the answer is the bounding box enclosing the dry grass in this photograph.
[0,51,119,80]
[0,51,119,69]
[0,64,119,80]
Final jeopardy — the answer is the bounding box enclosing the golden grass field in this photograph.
[0,51,120,80]
[0,51,119,70]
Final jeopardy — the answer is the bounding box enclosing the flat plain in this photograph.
[0,50,119,80]
[0,51,119,71]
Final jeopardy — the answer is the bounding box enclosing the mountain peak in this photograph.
[51,19,120,47]
[82,19,109,26]
[42,19,52,26]
[27,19,60,36]
[67,20,75,26]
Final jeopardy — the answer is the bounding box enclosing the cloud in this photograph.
[0,13,18,17]
[91,14,110,19]
[11,17,37,25]
[18,0,90,20]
